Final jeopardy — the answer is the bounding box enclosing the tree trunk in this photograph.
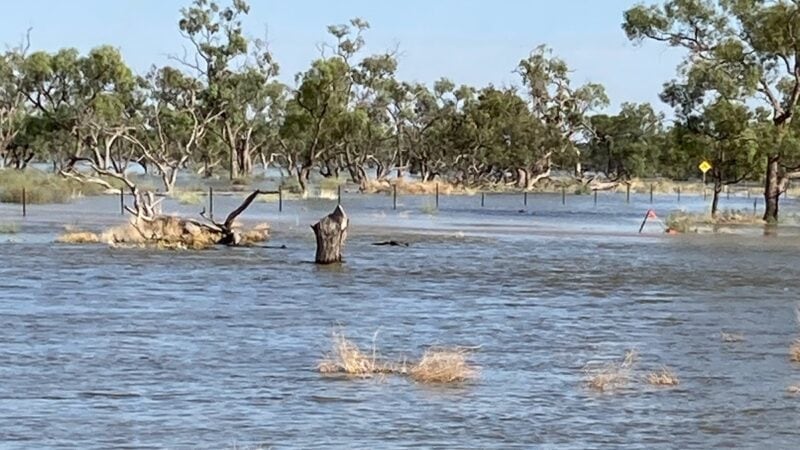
[764,155,780,222]
[229,148,239,180]
[311,205,348,264]
[711,179,722,218]
[297,166,311,196]
[516,168,528,189]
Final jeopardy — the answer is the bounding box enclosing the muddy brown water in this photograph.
[1,191,799,449]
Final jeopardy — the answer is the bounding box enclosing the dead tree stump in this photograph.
[312,205,348,264]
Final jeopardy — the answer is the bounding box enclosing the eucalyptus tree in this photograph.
[278,18,369,194]
[623,0,800,221]
[177,0,253,179]
[0,36,31,169]
[338,53,398,189]
[586,103,665,180]
[516,45,609,178]
[121,66,221,194]
[671,95,762,216]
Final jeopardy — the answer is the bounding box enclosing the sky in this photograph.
[0,0,686,114]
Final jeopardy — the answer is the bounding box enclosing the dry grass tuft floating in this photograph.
[408,348,475,384]
[645,366,680,386]
[56,231,101,244]
[583,349,638,392]
[317,331,477,384]
[317,331,394,377]
[790,340,800,363]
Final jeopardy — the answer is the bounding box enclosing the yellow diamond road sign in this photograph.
[699,161,712,174]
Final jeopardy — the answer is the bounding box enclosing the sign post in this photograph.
[699,161,712,200]
[699,160,712,184]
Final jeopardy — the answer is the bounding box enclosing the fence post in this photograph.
[561,186,566,205]
[278,186,283,213]
[626,184,630,204]
[22,188,26,218]
[677,187,681,203]
[120,188,125,215]
[649,184,654,204]
[208,186,214,219]
[392,184,397,210]
[337,185,341,205]
[435,183,439,210]
[593,189,598,206]
[726,185,730,200]
[523,191,527,207]
[481,192,485,207]
[753,198,757,216]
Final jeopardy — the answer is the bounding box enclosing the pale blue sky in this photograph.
[0,0,684,113]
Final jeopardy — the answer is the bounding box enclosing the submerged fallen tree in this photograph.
[58,190,270,250]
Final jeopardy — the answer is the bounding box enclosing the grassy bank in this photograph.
[0,169,107,204]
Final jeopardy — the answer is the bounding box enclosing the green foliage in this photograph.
[585,103,665,179]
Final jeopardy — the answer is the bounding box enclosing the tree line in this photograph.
[0,0,799,220]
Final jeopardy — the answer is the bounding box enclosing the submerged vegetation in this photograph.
[317,331,477,384]
[583,350,682,392]
[0,169,105,204]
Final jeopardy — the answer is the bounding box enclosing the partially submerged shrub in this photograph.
[174,191,204,205]
[646,366,680,386]
[409,348,475,383]
[0,223,19,234]
[319,176,346,190]
[666,209,764,233]
[790,340,800,363]
[317,331,392,377]
[362,178,472,196]
[584,350,638,392]
[317,330,478,384]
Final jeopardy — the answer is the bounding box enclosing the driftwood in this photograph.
[102,190,269,249]
[372,240,409,247]
[200,190,266,245]
[312,205,348,264]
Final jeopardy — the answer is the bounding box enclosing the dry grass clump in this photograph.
[317,331,478,384]
[57,216,270,250]
[240,223,271,245]
[646,366,680,386]
[56,231,101,244]
[721,332,745,343]
[790,340,800,363]
[408,348,475,383]
[100,216,219,250]
[584,350,638,392]
[362,178,472,195]
[666,209,764,233]
[317,331,393,377]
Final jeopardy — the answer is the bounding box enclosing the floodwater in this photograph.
[1,189,800,449]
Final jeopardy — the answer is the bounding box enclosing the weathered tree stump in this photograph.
[312,205,348,264]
